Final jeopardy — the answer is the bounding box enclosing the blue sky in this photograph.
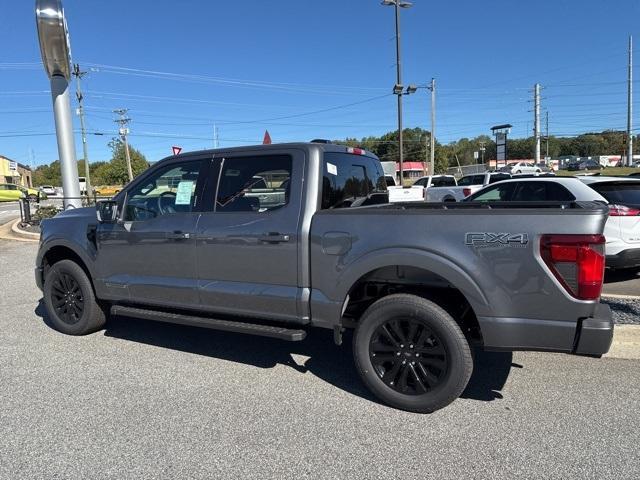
[2,0,640,166]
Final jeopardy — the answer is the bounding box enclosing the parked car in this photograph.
[577,176,640,270]
[425,172,511,202]
[0,183,42,202]
[567,159,605,171]
[629,172,640,178]
[39,185,58,197]
[499,161,542,175]
[466,177,640,270]
[94,185,122,197]
[36,142,613,413]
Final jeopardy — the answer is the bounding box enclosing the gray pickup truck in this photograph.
[36,142,613,412]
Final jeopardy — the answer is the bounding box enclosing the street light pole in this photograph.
[383,0,412,184]
[35,0,82,209]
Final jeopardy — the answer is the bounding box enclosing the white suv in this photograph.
[465,176,640,270]
[578,176,640,270]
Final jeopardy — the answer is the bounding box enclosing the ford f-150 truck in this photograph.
[35,142,613,413]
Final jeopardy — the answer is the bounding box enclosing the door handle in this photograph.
[167,231,190,240]
[258,233,290,244]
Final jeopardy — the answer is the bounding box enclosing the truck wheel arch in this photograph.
[330,249,490,339]
[39,242,96,292]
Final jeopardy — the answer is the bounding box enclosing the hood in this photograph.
[55,206,95,219]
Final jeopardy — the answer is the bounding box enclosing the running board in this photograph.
[110,305,307,341]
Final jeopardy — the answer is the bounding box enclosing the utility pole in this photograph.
[534,83,541,164]
[213,123,219,149]
[545,110,549,161]
[114,109,133,182]
[627,35,633,166]
[72,64,91,196]
[428,78,436,175]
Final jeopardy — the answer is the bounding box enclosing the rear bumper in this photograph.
[478,303,614,356]
[573,304,614,356]
[606,248,640,269]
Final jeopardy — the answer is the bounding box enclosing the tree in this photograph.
[94,138,150,185]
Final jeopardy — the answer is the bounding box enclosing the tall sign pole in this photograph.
[36,0,82,209]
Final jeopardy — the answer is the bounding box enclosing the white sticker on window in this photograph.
[327,162,337,175]
[175,181,194,205]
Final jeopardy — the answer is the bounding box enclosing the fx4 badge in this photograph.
[465,232,529,248]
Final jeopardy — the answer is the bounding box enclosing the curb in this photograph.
[606,325,640,360]
[601,293,640,301]
[11,219,40,238]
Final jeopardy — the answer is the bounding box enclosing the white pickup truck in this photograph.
[425,172,511,202]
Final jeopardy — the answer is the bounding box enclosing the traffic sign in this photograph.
[172,146,182,155]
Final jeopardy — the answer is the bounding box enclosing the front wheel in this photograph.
[43,259,107,335]
[353,294,473,413]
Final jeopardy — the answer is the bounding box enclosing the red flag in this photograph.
[263,130,272,145]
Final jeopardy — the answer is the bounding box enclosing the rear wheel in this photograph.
[43,259,107,335]
[353,294,473,413]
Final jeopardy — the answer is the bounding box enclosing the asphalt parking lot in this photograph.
[1,239,639,479]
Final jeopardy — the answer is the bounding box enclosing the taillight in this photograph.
[540,234,605,301]
[609,204,640,216]
[346,147,365,155]
[462,188,472,197]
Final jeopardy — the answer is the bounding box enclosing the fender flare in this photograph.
[332,247,490,317]
[37,237,97,280]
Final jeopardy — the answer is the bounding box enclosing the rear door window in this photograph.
[216,155,292,213]
[322,153,387,209]
[432,176,456,187]
[457,175,484,186]
[512,182,575,201]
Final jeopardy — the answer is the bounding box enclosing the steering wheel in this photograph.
[157,191,177,215]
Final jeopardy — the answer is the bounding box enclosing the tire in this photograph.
[43,259,107,335]
[515,170,521,174]
[353,294,473,413]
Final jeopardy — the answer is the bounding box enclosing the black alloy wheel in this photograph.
[49,271,85,325]
[369,318,447,395]
[43,259,107,335]
[353,294,473,413]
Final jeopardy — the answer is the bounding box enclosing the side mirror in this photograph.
[96,200,118,223]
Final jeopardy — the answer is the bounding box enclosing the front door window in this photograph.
[124,161,202,221]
